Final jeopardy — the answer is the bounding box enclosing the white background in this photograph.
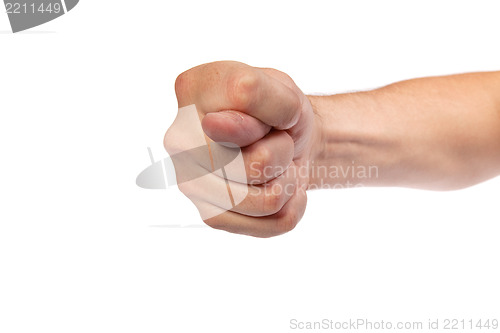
[1,1,499,332]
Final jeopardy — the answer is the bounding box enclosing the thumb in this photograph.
[202,110,271,147]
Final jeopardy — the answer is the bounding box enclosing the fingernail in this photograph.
[215,111,244,123]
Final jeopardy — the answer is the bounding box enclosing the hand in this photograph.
[164,61,320,237]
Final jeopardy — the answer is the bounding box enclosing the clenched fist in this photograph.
[164,61,320,237]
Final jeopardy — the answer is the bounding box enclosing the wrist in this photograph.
[306,95,326,167]
[306,92,399,189]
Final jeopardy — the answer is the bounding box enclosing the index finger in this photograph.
[175,61,302,130]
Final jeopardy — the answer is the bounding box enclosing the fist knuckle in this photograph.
[276,207,299,234]
[262,185,286,214]
[228,69,260,109]
[254,145,272,172]
[250,144,276,179]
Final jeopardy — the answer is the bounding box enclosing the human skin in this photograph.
[165,61,500,238]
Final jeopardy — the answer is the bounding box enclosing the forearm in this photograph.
[308,72,500,190]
